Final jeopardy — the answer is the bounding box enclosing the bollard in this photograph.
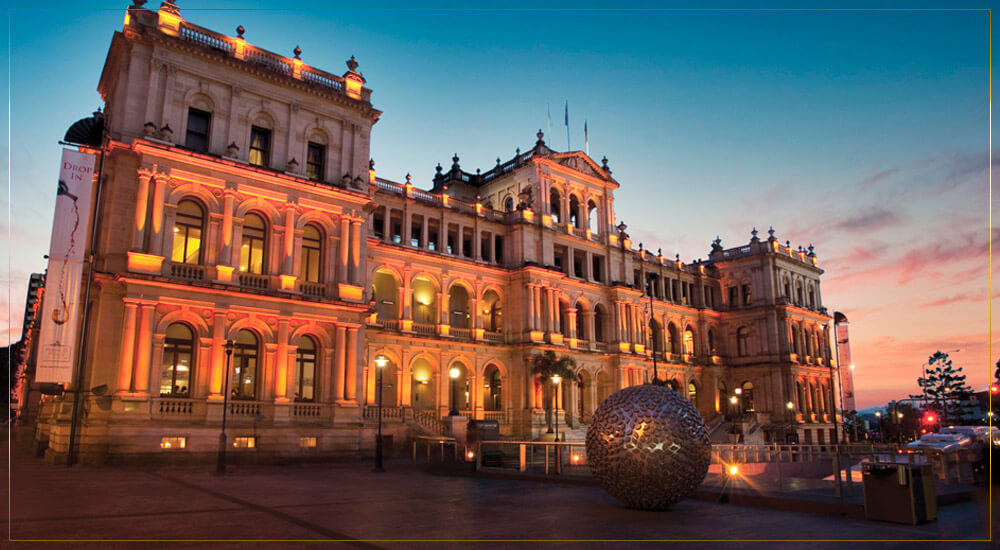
[519,443,526,472]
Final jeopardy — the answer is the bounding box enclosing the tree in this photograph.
[882,401,921,443]
[912,351,977,425]
[531,350,578,433]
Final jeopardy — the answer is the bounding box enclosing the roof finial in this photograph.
[346,55,359,71]
[405,173,411,183]
[435,163,443,174]
[293,45,302,59]
[451,153,460,168]
[496,157,501,165]
[751,227,759,242]
[537,129,545,143]
[515,146,521,156]
[657,248,662,257]
[236,25,245,39]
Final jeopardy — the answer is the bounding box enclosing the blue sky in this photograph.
[5,3,995,407]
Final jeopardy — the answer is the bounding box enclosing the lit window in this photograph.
[232,330,259,400]
[300,436,317,448]
[295,336,316,402]
[160,436,187,449]
[171,199,204,265]
[233,436,257,448]
[249,126,271,168]
[683,328,695,355]
[239,213,267,274]
[300,224,322,283]
[160,323,194,397]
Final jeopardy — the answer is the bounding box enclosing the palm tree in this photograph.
[531,350,578,433]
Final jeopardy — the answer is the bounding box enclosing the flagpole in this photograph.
[565,101,570,151]
[585,120,589,156]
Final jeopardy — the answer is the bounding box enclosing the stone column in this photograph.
[584,310,596,344]
[132,170,152,250]
[282,205,296,276]
[421,216,429,249]
[209,312,226,398]
[527,284,536,332]
[345,327,359,400]
[333,326,346,401]
[456,225,465,257]
[274,319,289,402]
[402,269,412,321]
[350,219,362,284]
[338,217,350,284]
[567,307,577,339]
[220,190,235,266]
[117,301,139,392]
[320,347,334,403]
[132,303,155,394]
[148,176,167,255]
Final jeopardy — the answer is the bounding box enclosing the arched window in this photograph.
[240,213,267,274]
[295,336,317,402]
[232,330,260,400]
[741,381,755,412]
[668,378,680,391]
[688,381,698,403]
[549,188,561,223]
[683,327,695,355]
[707,328,717,355]
[795,282,803,305]
[372,270,400,321]
[649,318,663,355]
[594,304,607,342]
[575,302,587,340]
[411,277,437,324]
[737,327,750,356]
[160,323,194,397]
[484,364,502,411]
[483,290,502,332]
[718,380,728,412]
[569,194,581,228]
[783,278,791,301]
[300,224,323,283]
[587,200,598,234]
[172,200,204,265]
[808,286,816,309]
[449,285,471,329]
[667,323,680,355]
[504,197,514,212]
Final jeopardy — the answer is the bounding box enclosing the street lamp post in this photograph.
[216,340,235,475]
[648,296,658,383]
[449,367,460,416]
[552,375,562,442]
[875,411,883,443]
[374,355,388,472]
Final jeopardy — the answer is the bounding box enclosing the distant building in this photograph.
[34,3,843,464]
[9,272,45,420]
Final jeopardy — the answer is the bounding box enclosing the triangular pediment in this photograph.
[551,152,608,180]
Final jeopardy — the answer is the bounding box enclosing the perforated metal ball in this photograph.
[585,384,711,510]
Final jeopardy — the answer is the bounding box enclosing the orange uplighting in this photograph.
[439,324,451,336]
[216,265,235,282]
[728,465,739,476]
[542,214,553,227]
[572,454,580,464]
[279,274,296,290]
[344,78,363,100]
[465,450,475,461]
[338,283,364,302]
[127,251,164,274]
[522,209,534,222]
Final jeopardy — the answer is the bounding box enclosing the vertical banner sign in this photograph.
[35,149,97,384]
[836,323,856,411]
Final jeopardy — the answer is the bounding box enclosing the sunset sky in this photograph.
[5,3,995,409]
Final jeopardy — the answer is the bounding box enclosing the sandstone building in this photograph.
[33,2,841,464]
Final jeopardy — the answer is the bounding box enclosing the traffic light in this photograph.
[922,413,937,425]
[990,384,999,394]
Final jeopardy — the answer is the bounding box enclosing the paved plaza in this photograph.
[4,440,997,548]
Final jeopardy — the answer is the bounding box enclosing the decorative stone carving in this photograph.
[585,384,711,510]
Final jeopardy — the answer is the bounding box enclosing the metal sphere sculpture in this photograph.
[585,384,711,510]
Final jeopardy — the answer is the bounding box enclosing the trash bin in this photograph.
[862,462,936,524]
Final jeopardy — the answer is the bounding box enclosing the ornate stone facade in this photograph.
[33,3,841,464]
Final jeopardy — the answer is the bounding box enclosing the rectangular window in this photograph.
[428,221,439,251]
[185,108,210,152]
[494,235,503,264]
[160,436,187,449]
[742,284,752,306]
[411,216,423,248]
[300,436,318,448]
[480,233,491,262]
[249,126,271,167]
[592,256,603,282]
[233,436,257,449]
[373,210,385,239]
[306,142,325,181]
[729,287,738,306]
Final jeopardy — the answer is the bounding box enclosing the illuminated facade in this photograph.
[35,3,841,464]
